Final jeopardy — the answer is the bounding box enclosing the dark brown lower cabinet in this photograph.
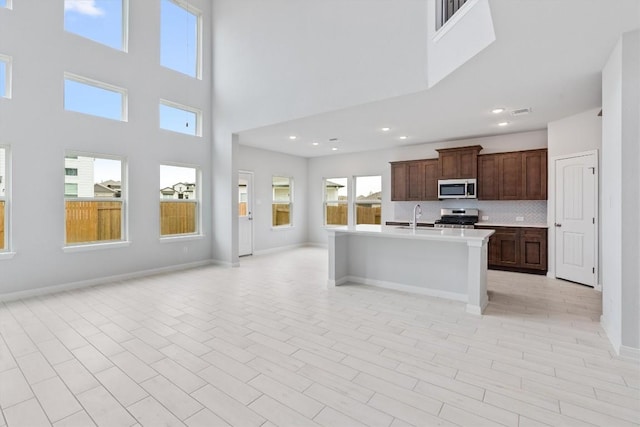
[477,226,547,274]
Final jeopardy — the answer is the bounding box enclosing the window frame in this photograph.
[64,72,128,122]
[323,177,349,227]
[159,99,202,137]
[272,176,293,228]
[63,0,129,52]
[354,175,382,225]
[0,0,12,10]
[63,151,128,249]
[160,0,203,79]
[159,163,201,238]
[0,145,12,258]
[0,54,12,99]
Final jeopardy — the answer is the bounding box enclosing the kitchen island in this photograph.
[327,225,495,314]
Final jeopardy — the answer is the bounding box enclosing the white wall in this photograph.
[547,108,602,281]
[307,130,547,244]
[601,30,640,354]
[0,1,213,296]
[238,145,308,254]
[427,0,495,87]
[211,0,429,134]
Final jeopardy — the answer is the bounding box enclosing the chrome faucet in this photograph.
[411,204,422,230]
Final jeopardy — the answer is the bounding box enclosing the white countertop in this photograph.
[475,222,548,228]
[328,224,494,243]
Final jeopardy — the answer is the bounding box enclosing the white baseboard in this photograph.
[620,345,640,361]
[600,314,623,355]
[335,275,467,303]
[253,242,325,256]
[0,259,214,302]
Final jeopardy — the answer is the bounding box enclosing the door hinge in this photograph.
[593,267,595,274]
[593,217,595,224]
[588,166,596,175]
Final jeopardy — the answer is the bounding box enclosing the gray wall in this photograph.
[0,1,213,297]
[601,30,640,353]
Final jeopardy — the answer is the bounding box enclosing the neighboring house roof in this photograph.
[325,180,345,188]
[94,183,118,196]
[101,180,121,189]
[357,191,382,201]
[160,187,176,195]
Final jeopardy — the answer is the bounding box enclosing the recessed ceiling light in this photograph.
[498,122,509,127]
[312,142,319,146]
[492,108,505,114]
[399,136,408,140]
[289,135,297,140]
[381,127,391,132]
[331,147,338,151]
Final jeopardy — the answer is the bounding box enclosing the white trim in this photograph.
[159,99,202,137]
[0,259,213,302]
[620,345,640,361]
[0,251,16,260]
[63,72,128,122]
[0,54,12,99]
[160,233,204,243]
[600,314,621,355]
[63,241,131,253]
[332,275,468,303]
[1,0,13,10]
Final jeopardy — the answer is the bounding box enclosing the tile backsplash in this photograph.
[393,200,547,224]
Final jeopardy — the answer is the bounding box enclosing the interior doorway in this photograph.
[554,152,598,286]
[239,171,253,257]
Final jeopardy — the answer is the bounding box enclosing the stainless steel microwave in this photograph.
[438,179,477,199]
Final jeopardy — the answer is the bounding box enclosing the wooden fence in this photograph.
[325,204,347,225]
[0,201,4,250]
[65,201,122,244]
[272,203,290,226]
[239,202,247,216]
[161,201,197,235]
[356,205,381,225]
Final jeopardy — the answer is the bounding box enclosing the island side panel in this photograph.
[343,234,469,300]
[466,239,489,315]
[327,231,349,287]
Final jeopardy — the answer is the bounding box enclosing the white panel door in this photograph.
[555,154,596,286]
[239,172,253,256]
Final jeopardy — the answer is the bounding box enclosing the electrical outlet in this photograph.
[516,216,524,222]
[482,216,489,221]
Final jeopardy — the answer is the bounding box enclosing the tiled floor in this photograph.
[0,246,638,427]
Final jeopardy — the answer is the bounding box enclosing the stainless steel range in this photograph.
[434,208,479,229]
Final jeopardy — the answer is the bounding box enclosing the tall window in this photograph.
[161,0,201,78]
[65,154,125,245]
[272,176,292,227]
[64,74,128,121]
[0,0,11,9]
[324,177,348,226]
[355,176,382,225]
[0,147,8,251]
[160,165,199,236]
[64,0,127,51]
[0,55,11,99]
[159,100,201,136]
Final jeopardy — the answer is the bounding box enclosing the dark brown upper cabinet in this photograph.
[478,148,547,200]
[390,159,438,201]
[436,145,482,179]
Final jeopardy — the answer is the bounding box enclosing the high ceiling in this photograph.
[234,0,639,158]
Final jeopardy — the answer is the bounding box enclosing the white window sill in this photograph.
[0,252,16,260]
[160,234,205,243]
[63,241,131,253]
[271,225,294,231]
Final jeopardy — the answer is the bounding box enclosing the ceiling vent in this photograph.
[511,108,532,116]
